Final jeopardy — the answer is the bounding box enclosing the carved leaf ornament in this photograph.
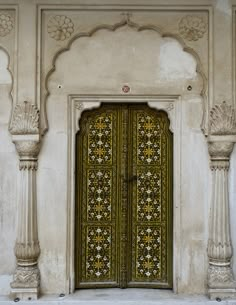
[47,15,74,41]
[10,101,39,135]
[179,15,207,41]
[210,101,236,135]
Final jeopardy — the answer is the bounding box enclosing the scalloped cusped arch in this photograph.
[41,18,207,134]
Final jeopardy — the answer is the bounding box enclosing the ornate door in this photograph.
[75,104,173,289]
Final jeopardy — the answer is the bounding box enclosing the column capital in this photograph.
[13,136,41,158]
[12,135,41,170]
[208,100,236,161]
[208,141,234,160]
[208,141,234,171]
[10,101,41,171]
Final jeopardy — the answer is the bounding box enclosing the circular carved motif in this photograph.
[47,15,74,41]
[0,14,13,37]
[122,85,130,93]
[179,15,207,41]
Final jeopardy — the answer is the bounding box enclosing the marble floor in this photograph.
[0,289,236,305]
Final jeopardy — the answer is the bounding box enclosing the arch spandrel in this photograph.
[41,13,208,135]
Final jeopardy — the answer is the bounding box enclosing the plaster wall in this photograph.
[0,0,235,299]
[0,49,17,294]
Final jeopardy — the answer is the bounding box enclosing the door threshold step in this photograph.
[1,289,236,304]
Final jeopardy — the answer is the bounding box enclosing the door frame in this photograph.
[66,95,182,294]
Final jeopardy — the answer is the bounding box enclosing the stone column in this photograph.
[208,141,236,299]
[9,102,41,300]
[207,102,236,299]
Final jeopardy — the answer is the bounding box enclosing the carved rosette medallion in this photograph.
[47,15,74,41]
[0,13,13,37]
[165,103,174,112]
[75,101,84,111]
[179,15,207,41]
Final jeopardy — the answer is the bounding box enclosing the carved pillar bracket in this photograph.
[9,101,41,300]
[207,101,236,299]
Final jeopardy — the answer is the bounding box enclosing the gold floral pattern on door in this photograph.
[75,104,172,288]
[86,226,112,279]
[77,108,118,286]
[87,170,112,221]
[88,114,112,164]
[137,170,161,221]
[130,109,171,284]
[137,114,161,165]
[136,227,161,279]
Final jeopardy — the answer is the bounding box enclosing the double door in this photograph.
[75,103,173,288]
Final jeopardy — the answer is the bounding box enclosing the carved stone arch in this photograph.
[0,45,14,127]
[42,17,207,135]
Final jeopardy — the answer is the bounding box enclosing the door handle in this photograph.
[122,175,137,183]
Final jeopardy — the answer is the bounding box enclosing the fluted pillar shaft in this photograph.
[207,141,236,299]
[10,136,41,300]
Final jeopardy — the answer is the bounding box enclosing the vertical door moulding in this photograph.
[9,102,41,300]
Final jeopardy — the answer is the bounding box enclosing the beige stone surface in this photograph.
[0,49,17,295]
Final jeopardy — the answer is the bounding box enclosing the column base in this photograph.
[11,287,39,301]
[10,265,40,300]
[208,288,236,300]
[207,265,236,299]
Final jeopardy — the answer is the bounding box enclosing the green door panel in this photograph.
[75,104,173,289]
